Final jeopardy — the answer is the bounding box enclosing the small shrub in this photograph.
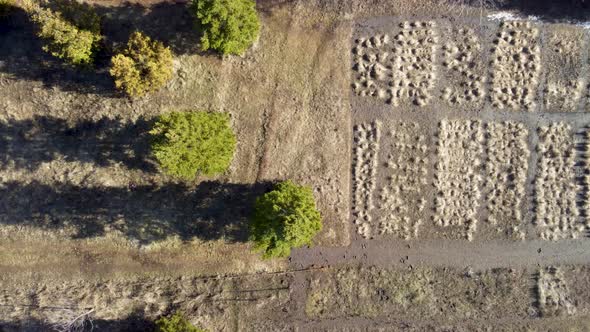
[150,111,236,180]
[191,0,260,55]
[155,312,205,332]
[0,0,16,18]
[27,1,102,65]
[249,180,322,259]
[110,31,173,97]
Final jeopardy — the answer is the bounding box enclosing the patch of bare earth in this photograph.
[4,0,590,331]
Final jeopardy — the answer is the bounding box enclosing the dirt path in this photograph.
[291,239,590,271]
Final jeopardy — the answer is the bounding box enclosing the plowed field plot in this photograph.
[351,17,590,242]
[302,264,590,331]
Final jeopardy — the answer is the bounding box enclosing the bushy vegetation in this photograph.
[0,0,16,18]
[191,0,260,55]
[150,111,236,180]
[249,180,322,259]
[110,31,173,97]
[26,1,102,66]
[155,312,206,332]
[53,0,101,34]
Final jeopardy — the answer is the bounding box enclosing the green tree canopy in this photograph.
[110,31,173,97]
[26,0,102,65]
[191,0,260,55]
[155,312,206,332]
[150,111,236,180]
[249,180,322,259]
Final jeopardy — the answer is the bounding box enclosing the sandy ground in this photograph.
[2,0,590,331]
[349,16,590,243]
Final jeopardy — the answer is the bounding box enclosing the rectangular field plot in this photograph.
[542,25,587,112]
[352,21,439,107]
[440,26,487,108]
[350,118,550,241]
[433,119,483,241]
[350,17,590,243]
[305,266,531,321]
[534,123,585,240]
[351,18,590,113]
[351,121,381,238]
[489,21,542,111]
[537,266,577,316]
[375,121,429,240]
[350,118,590,242]
[305,265,590,328]
[484,121,530,239]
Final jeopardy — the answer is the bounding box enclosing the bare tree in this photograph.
[49,307,95,332]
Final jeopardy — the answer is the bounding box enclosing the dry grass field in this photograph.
[3,0,590,331]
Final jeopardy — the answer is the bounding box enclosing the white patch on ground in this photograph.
[487,11,539,22]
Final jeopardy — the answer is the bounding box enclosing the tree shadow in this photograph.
[0,2,203,96]
[0,180,273,244]
[0,313,156,332]
[0,7,115,96]
[256,0,296,16]
[96,2,202,56]
[0,115,157,173]
[493,0,590,21]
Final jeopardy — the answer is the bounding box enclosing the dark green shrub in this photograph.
[150,111,236,180]
[249,180,322,259]
[0,0,16,18]
[191,0,260,55]
[27,1,102,65]
[53,0,101,34]
[155,312,205,332]
[110,31,173,97]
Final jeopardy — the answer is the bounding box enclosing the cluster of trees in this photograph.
[11,0,260,97]
[1,0,321,259]
[150,111,322,259]
[3,0,318,260]
[0,0,320,259]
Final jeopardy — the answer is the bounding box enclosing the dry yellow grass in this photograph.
[0,226,285,282]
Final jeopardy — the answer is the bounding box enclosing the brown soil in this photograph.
[2,0,590,331]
